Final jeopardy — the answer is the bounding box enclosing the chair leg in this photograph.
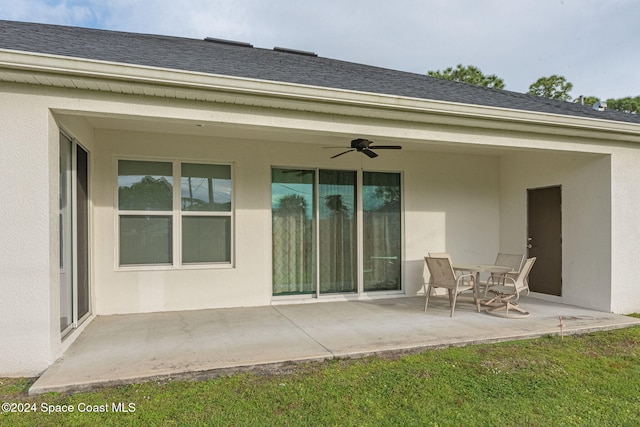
[504,301,529,314]
[424,285,432,312]
[487,300,530,318]
[450,292,457,317]
[483,277,496,298]
[473,286,480,313]
[483,294,501,306]
[483,286,491,299]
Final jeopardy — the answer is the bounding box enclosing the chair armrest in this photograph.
[495,276,516,288]
[456,273,476,285]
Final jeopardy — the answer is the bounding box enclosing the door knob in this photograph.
[527,244,533,249]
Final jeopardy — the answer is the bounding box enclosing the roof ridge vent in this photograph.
[204,37,253,48]
[273,46,317,57]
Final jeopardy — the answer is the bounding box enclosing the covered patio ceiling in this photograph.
[57,111,567,158]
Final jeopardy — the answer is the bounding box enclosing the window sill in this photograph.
[116,263,234,272]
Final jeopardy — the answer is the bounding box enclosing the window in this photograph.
[117,159,232,267]
[181,163,232,264]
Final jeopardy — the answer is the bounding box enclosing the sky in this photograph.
[1,0,638,99]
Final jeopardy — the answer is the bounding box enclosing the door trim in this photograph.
[60,129,91,338]
[527,185,562,297]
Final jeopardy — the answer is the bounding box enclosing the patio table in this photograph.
[453,264,514,304]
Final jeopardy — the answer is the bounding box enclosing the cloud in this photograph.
[2,0,639,98]
[1,0,96,25]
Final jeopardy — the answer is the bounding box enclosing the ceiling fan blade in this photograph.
[331,149,355,158]
[362,149,378,158]
[371,145,402,150]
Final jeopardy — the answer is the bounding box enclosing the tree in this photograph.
[574,95,600,107]
[324,194,349,217]
[572,95,639,113]
[605,96,639,113]
[427,64,505,89]
[527,75,573,101]
[119,176,173,210]
[374,186,400,207]
[275,194,308,216]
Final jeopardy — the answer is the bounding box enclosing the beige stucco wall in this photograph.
[0,89,56,376]
[91,129,501,314]
[1,78,639,376]
[610,151,640,313]
[0,86,100,376]
[499,150,612,311]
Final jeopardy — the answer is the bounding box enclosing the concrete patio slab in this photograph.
[30,296,640,395]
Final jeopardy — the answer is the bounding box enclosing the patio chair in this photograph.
[428,252,452,261]
[428,252,472,279]
[481,252,525,297]
[484,257,535,318]
[424,256,479,317]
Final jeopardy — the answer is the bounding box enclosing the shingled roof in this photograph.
[1,19,639,125]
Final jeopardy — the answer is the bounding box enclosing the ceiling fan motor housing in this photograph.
[351,138,372,150]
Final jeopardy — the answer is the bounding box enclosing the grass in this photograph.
[1,321,639,426]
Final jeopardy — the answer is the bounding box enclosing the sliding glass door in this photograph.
[272,168,401,297]
[76,145,90,321]
[319,170,357,294]
[60,134,73,332]
[363,172,401,291]
[59,132,90,335]
[272,169,315,295]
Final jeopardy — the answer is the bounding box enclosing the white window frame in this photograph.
[115,157,234,270]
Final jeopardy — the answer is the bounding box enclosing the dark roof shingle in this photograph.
[1,19,639,125]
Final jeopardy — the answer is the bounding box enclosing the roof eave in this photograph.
[1,48,640,141]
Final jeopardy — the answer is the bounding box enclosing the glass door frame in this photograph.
[272,166,403,299]
[59,130,91,337]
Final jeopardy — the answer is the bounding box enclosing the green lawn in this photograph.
[2,321,639,426]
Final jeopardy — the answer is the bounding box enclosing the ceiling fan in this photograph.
[330,138,402,159]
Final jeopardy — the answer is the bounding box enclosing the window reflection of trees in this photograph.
[119,176,172,211]
[275,194,308,216]
[363,174,402,291]
[272,169,401,295]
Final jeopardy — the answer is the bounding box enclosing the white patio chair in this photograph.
[484,257,535,318]
[424,256,479,317]
[481,252,525,297]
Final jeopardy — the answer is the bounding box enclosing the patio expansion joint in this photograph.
[270,306,336,358]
